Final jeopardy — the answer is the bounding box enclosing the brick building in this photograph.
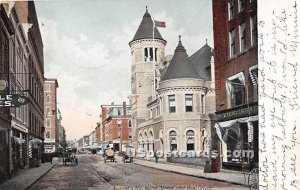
[100,103,132,152]
[0,1,45,178]
[44,79,58,154]
[0,3,13,182]
[13,1,46,167]
[212,0,258,171]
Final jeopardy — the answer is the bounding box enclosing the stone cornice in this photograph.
[129,39,167,47]
[157,86,207,95]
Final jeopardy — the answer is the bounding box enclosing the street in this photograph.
[29,154,246,190]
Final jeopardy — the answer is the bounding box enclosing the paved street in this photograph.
[29,154,246,190]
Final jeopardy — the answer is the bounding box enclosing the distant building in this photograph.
[212,0,258,171]
[100,102,132,151]
[44,79,59,154]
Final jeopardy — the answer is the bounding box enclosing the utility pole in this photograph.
[120,101,127,153]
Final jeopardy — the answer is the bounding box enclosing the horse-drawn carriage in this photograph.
[122,145,134,163]
[103,148,115,163]
[63,152,78,166]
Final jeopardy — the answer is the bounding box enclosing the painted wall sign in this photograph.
[0,94,30,107]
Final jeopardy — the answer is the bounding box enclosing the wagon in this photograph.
[104,148,115,163]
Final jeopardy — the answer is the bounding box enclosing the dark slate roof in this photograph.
[161,37,201,81]
[130,9,166,43]
[189,43,213,80]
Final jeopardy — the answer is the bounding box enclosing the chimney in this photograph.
[123,101,126,116]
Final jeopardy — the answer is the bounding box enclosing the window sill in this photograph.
[227,45,257,62]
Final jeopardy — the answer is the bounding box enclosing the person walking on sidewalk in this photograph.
[154,150,158,163]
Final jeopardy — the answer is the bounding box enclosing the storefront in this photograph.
[0,126,9,182]
[215,103,258,171]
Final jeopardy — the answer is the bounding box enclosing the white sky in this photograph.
[35,0,213,140]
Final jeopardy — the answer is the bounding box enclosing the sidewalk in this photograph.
[0,158,58,190]
[133,159,249,187]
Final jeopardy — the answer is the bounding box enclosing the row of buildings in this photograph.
[0,1,65,183]
[75,0,257,172]
[74,102,132,153]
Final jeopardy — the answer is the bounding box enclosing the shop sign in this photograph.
[216,105,258,121]
[0,94,30,107]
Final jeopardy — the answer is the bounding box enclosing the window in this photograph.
[118,131,121,139]
[169,130,177,151]
[201,94,205,114]
[226,73,246,107]
[45,131,51,139]
[168,95,176,113]
[144,47,157,61]
[238,0,245,12]
[129,131,132,139]
[46,95,51,103]
[117,120,122,128]
[128,120,132,128]
[45,107,51,115]
[239,22,246,52]
[186,130,195,151]
[250,14,257,46]
[46,119,51,127]
[229,29,237,57]
[231,78,245,106]
[185,94,193,112]
[228,0,234,20]
[45,84,50,92]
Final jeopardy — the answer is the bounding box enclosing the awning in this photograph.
[214,115,258,144]
[12,136,25,145]
[29,138,42,145]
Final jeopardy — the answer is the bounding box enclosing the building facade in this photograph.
[0,3,13,182]
[101,103,131,151]
[212,0,258,171]
[0,1,45,179]
[43,79,58,154]
[129,8,167,149]
[15,1,45,167]
[129,9,216,166]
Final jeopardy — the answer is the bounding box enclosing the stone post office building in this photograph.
[129,8,216,165]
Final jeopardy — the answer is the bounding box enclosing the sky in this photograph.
[34,0,213,141]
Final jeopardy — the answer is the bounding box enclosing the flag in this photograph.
[154,20,166,28]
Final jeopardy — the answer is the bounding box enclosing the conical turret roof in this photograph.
[130,7,166,43]
[190,42,213,80]
[161,36,201,81]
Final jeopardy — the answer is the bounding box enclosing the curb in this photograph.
[133,162,248,187]
[24,161,58,190]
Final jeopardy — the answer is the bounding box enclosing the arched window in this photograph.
[169,130,177,151]
[149,131,154,152]
[186,130,195,151]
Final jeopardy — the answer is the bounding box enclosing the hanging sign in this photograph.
[0,94,30,107]
[0,80,7,91]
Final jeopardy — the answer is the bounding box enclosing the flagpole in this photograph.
[152,18,155,99]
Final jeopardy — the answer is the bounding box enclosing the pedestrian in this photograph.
[50,154,53,164]
[154,150,158,163]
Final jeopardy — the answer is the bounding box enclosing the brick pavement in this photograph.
[133,159,249,187]
[0,158,59,190]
